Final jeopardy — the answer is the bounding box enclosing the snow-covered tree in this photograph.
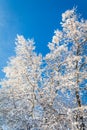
[61,8,87,130]
[0,35,42,130]
[38,8,87,130]
[37,36,70,129]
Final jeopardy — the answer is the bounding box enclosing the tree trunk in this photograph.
[75,44,85,130]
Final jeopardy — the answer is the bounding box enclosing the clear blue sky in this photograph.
[0,0,87,78]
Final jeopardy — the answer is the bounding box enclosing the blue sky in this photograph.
[0,0,87,78]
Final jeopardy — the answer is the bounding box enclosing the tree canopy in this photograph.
[0,8,87,130]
